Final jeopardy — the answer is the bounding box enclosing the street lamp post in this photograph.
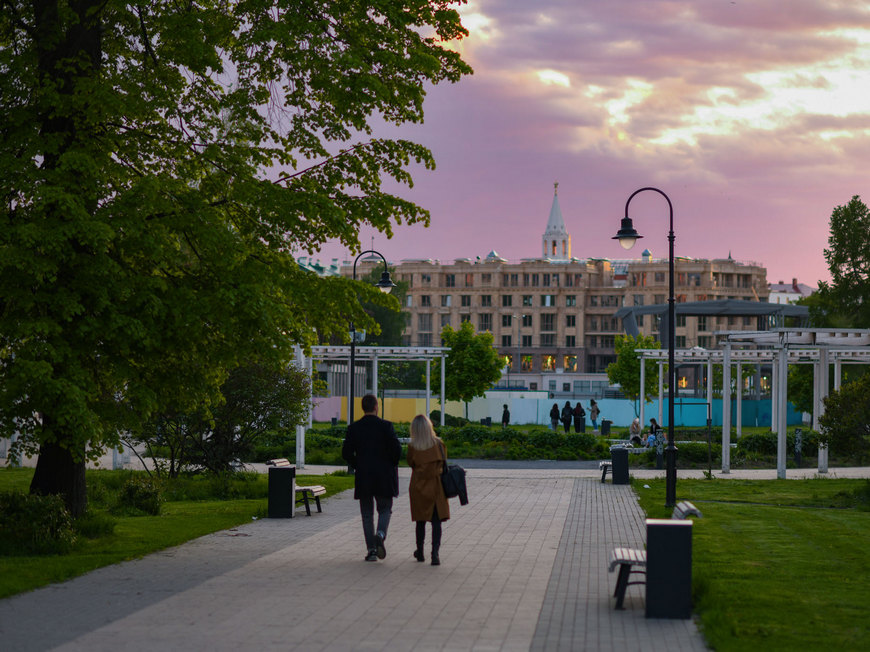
[349,250,396,425]
[613,187,678,507]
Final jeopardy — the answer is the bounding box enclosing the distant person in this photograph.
[645,418,662,448]
[502,404,510,429]
[549,403,560,431]
[572,402,586,433]
[342,394,401,562]
[561,401,573,433]
[629,418,642,446]
[407,414,450,566]
[589,399,600,432]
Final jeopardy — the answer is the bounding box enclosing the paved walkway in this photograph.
[2,464,869,650]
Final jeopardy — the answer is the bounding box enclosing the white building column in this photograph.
[294,345,307,469]
[771,359,778,432]
[735,362,743,438]
[440,354,446,426]
[372,350,379,402]
[639,354,646,429]
[818,348,830,474]
[721,343,731,473]
[425,358,431,417]
[706,358,714,427]
[776,347,789,479]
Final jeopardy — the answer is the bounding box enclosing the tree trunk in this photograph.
[30,441,87,517]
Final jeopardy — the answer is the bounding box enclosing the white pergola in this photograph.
[635,329,870,478]
[291,345,450,468]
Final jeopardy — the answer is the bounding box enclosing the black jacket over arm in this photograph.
[342,414,401,499]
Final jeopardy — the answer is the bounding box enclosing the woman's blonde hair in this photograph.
[409,414,439,450]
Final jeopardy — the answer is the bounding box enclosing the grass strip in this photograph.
[634,478,870,651]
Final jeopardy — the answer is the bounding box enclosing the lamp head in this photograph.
[376,269,397,294]
[613,216,643,250]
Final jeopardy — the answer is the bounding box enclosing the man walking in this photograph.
[342,394,401,562]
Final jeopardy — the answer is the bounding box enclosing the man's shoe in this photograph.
[364,549,378,562]
[413,549,425,562]
[430,552,440,566]
[374,532,387,559]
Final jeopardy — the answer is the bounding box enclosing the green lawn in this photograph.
[635,478,870,651]
[0,467,354,599]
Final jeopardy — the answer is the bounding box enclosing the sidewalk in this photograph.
[0,466,717,651]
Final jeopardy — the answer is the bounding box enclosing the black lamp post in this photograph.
[349,250,396,425]
[613,187,678,507]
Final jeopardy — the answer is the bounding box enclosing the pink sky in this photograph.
[311,0,870,287]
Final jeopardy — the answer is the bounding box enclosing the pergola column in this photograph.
[425,359,431,417]
[639,354,646,429]
[721,342,731,473]
[657,361,664,426]
[818,347,829,473]
[440,354,446,426]
[771,358,778,432]
[776,347,789,479]
[736,362,743,438]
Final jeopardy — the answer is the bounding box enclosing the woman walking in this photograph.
[589,399,600,432]
[407,414,450,566]
[561,401,573,433]
[549,403,560,431]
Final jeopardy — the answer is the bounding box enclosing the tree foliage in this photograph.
[439,321,503,404]
[815,195,870,328]
[818,373,870,462]
[131,363,312,477]
[606,334,662,412]
[0,0,471,514]
[357,265,408,347]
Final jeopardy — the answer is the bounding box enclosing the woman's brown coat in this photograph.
[407,439,450,522]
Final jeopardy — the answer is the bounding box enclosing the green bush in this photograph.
[736,430,820,457]
[0,491,77,555]
[429,410,468,427]
[114,476,163,516]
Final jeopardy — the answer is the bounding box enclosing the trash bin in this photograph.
[577,417,586,434]
[331,417,338,426]
[645,519,693,619]
[610,446,629,485]
[480,417,492,426]
[601,419,612,436]
[268,466,296,518]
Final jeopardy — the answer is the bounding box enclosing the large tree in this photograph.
[0,1,470,514]
[439,321,503,411]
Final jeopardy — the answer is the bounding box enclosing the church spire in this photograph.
[542,182,571,259]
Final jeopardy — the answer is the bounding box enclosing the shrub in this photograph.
[429,410,468,427]
[0,491,77,555]
[114,476,163,516]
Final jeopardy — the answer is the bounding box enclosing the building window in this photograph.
[586,336,598,348]
[601,335,615,348]
[566,295,576,307]
[522,335,533,347]
[541,294,556,307]
[564,355,577,372]
[529,382,538,391]
[481,295,492,307]
[479,313,492,332]
[503,353,513,370]
[481,273,492,285]
[655,272,665,283]
[633,294,644,306]
[566,315,576,327]
[464,273,474,287]
[541,334,556,347]
[698,336,711,348]
[461,295,471,307]
[676,335,686,348]
[589,295,599,307]
[421,273,431,285]
[522,295,533,307]
[698,315,708,332]
[541,313,555,331]
[445,274,455,287]
[421,295,431,307]
[531,273,539,287]
[441,295,451,307]
[676,314,687,327]
[552,274,560,287]
[543,274,550,287]
[460,314,471,323]
[502,314,512,327]
[654,294,665,304]
[419,333,432,346]
[502,335,512,347]
[418,314,432,331]
[521,355,533,371]
[566,335,576,348]
[563,382,571,392]
[523,273,530,287]
[541,354,556,370]
[440,314,451,328]
[522,314,533,327]
[587,316,598,331]
[406,296,413,307]
[502,295,512,307]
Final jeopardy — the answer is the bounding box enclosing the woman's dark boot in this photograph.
[431,546,440,566]
[415,522,426,561]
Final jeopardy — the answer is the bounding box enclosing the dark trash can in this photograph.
[268,466,296,518]
[601,419,612,436]
[479,417,492,426]
[645,519,693,619]
[575,417,586,433]
[331,417,338,426]
[610,446,629,485]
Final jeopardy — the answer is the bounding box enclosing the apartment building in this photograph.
[345,187,769,392]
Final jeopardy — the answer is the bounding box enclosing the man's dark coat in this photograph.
[342,414,401,499]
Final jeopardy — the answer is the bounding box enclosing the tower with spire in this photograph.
[542,182,571,260]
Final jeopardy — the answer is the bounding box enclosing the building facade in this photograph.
[345,187,770,393]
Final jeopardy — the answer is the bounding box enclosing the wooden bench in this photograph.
[608,501,702,609]
[265,459,326,516]
[598,460,612,482]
